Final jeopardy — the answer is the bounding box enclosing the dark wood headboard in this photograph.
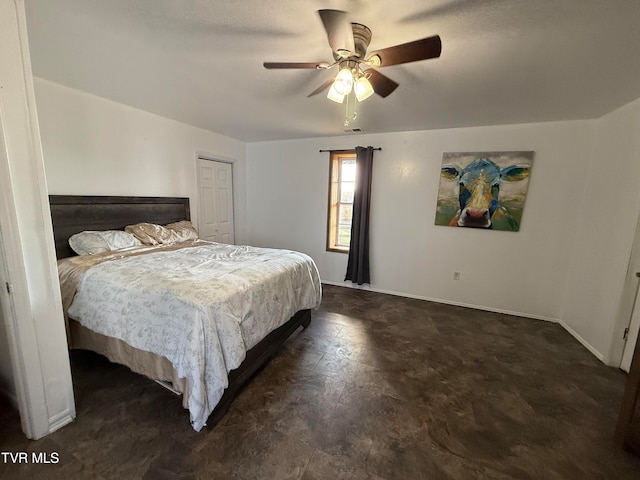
[49,195,190,259]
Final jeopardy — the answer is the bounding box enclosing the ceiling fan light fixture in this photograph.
[367,54,381,67]
[333,67,354,96]
[355,75,374,101]
[327,83,345,103]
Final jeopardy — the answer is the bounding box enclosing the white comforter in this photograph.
[67,242,322,431]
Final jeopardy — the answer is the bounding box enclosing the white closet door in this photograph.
[197,159,234,244]
[621,280,640,372]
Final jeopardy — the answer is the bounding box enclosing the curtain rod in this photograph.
[319,147,381,152]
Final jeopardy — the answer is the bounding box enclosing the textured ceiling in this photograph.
[24,0,640,142]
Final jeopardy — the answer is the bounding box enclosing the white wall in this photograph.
[246,120,594,322]
[34,74,640,365]
[34,78,249,243]
[562,98,640,362]
[28,58,640,374]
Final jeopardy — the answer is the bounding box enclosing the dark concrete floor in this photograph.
[1,284,639,479]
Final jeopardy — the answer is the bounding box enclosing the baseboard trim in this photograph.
[558,320,605,362]
[48,408,75,434]
[321,281,558,323]
[321,281,610,362]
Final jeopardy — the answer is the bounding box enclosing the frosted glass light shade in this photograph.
[355,76,374,101]
[327,83,345,103]
[333,67,354,95]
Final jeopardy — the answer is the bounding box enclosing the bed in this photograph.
[49,195,322,431]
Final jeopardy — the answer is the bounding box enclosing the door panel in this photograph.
[619,214,640,372]
[616,327,640,454]
[198,159,234,244]
[622,278,640,372]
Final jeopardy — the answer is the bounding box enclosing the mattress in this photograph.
[58,240,322,430]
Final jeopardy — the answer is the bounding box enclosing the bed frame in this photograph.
[49,194,311,427]
[49,195,191,259]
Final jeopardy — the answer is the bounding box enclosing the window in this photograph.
[327,151,356,253]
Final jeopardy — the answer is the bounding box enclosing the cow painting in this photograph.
[435,152,534,231]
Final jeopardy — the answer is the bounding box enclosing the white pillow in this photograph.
[68,230,142,255]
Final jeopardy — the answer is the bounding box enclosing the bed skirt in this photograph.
[68,308,311,427]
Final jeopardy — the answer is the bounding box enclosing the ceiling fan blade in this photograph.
[318,9,355,56]
[368,35,442,67]
[364,69,399,98]
[307,78,335,97]
[264,62,326,69]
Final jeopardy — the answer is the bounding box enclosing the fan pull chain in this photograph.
[344,93,350,127]
[343,92,358,128]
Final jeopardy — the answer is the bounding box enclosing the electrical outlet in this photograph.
[453,272,460,280]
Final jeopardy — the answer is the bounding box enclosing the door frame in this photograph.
[609,207,640,368]
[195,153,236,243]
[0,0,75,439]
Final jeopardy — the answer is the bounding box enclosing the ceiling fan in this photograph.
[263,9,442,103]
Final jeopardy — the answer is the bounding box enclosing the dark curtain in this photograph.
[345,146,374,285]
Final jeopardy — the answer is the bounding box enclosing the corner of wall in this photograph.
[559,96,640,365]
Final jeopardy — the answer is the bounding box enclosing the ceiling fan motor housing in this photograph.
[352,23,372,58]
[333,22,372,61]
